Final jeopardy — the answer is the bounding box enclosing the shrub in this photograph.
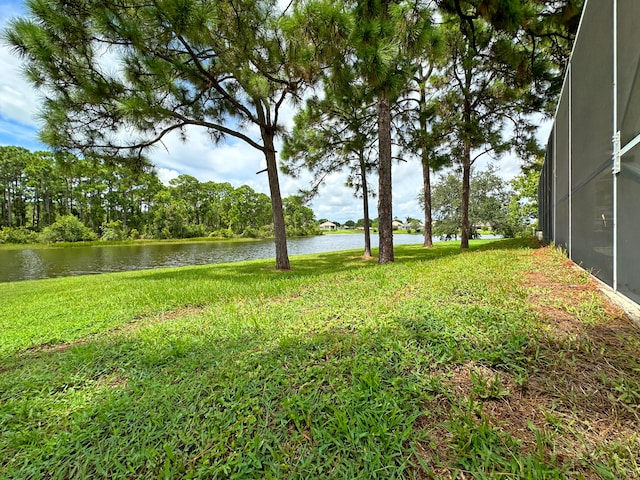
[39,215,98,243]
[0,226,38,244]
[241,227,260,238]
[258,225,274,238]
[210,228,233,238]
[184,224,207,238]
[101,221,124,241]
[286,224,321,237]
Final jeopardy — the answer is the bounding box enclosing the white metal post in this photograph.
[568,65,572,259]
[553,125,557,244]
[613,0,618,292]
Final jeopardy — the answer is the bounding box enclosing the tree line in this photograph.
[424,162,541,240]
[319,162,541,240]
[5,0,582,268]
[0,146,319,244]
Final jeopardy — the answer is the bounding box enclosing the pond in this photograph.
[1,233,434,282]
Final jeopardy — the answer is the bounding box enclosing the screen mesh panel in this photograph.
[554,91,569,249]
[569,0,613,285]
[618,0,640,146]
[615,0,640,303]
[538,135,554,242]
[618,151,640,304]
[538,0,640,303]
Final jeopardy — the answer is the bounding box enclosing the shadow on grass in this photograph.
[3,277,636,480]
[123,237,541,283]
[0,298,553,479]
[5,236,637,479]
[5,296,637,479]
[0,237,542,361]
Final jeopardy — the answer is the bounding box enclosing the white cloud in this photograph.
[307,172,362,222]
[0,47,41,128]
[0,117,41,148]
[0,2,42,128]
[149,127,266,186]
[155,167,180,185]
[391,159,424,220]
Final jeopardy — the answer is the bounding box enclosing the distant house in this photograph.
[404,220,425,232]
[392,219,425,231]
[473,223,491,231]
[319,221,337,231]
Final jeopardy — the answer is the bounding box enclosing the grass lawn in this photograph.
[0,235,264,250]
[1,238,639,479]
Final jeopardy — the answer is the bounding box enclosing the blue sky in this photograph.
[0,1,42,148]
[0,0,548,223]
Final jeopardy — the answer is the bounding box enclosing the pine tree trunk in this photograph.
[421,153,433,248]
[262,128,290,270]
[419,102,433,248]
[44,188,51,226]
[35,187,40,228]
[417,68,434,248]
[68,181,73,215]
[377,91,394,264]
[359,152,372,258]
[461,139,471,249]
[7,185,13,227]
[461,65,473,250]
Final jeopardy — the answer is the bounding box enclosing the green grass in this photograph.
[0,235,264,250]
[1,238,639,479]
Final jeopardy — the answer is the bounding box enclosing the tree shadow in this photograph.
[4,264,635,480]
[0,301,549,478]
[122,237,541,284]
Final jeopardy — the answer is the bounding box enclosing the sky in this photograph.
[0,0,551,224]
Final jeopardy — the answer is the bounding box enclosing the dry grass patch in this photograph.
[415,247,640,479]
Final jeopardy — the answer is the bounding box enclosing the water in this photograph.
[0,233,430,282]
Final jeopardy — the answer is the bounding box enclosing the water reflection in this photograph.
[0,234,445,282]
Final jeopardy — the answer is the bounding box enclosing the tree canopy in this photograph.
[5,0,325,269]
[426,165,510,238]
[282,82,378,257]
[0,146,319,244]
[4,0,585,259]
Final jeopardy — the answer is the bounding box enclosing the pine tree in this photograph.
[6,0,321,269]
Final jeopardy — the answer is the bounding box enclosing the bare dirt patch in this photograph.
[125,304,207,330]
[510,248,639,473]
[526,248,625,328]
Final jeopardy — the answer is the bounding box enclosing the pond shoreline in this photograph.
[1,233,442,283]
